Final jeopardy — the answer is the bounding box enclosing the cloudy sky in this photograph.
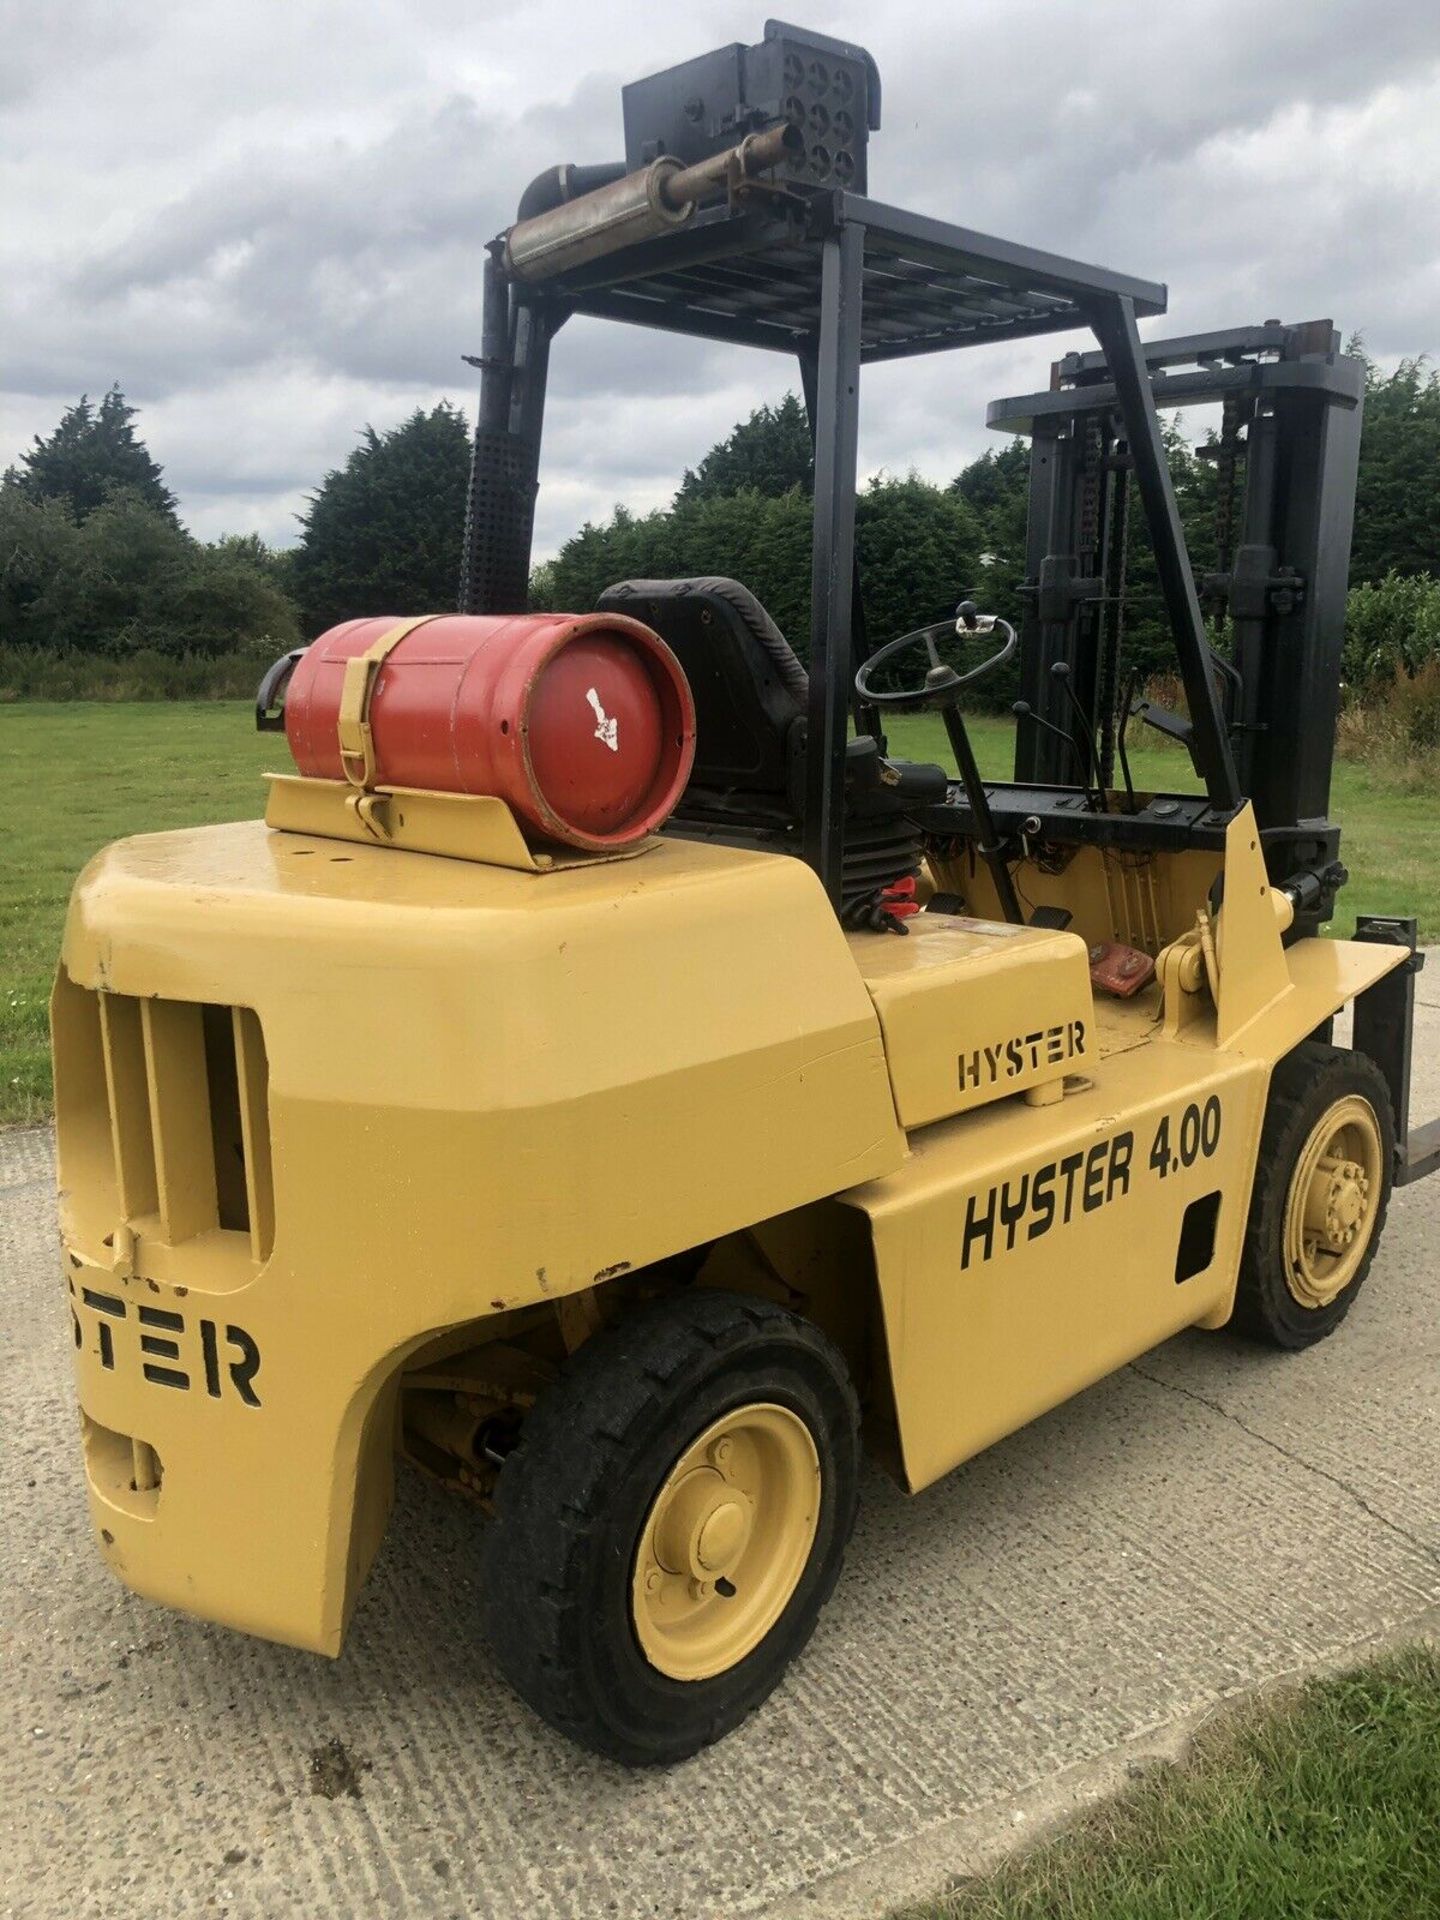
[3,0,1437,558]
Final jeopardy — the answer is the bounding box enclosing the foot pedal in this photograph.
[1088,940,1156,998]
[1029,905,1073,931]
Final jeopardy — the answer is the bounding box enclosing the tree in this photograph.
[952,439,1029,529]
[856,474,984,641]
[543,470,983,671]
[544,488,814,644]
[1350,355,1440,586]
[162,537,302,659]
[0,487,85,643]
[291,403,471,634]
[9,386,177,523]
[676,394,813,503]
[0,484,298,660]
[949,439,1031,652]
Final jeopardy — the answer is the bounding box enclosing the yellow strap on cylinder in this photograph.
[336,614,443,790]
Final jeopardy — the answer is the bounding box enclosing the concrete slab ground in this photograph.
[3,981,1438,1920]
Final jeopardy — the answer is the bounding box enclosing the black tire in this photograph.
[1233,1042,1394,1349]
[480,1288,860,1765]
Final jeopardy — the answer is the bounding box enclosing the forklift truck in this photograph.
[54,21,1438,1764]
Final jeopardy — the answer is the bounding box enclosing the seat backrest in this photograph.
[597,577,807,796]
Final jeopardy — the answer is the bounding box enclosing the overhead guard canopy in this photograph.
[466,22,1251,909]
[530,196,1168,362]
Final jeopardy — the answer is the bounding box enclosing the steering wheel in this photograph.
[855,601,1017,711]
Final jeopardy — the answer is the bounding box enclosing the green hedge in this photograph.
[0,483,299,664]
[0,644,279,702]
[1342,570,1440,691]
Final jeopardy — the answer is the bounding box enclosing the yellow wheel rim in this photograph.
[631,1402,820,1682]
[1282,1094,1384,1310]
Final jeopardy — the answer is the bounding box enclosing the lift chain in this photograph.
[1077,416,1105,562]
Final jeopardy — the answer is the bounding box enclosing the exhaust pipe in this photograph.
[502,123,802,283]
[515,160,628,224]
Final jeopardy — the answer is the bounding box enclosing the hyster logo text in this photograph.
[70,1280,262,1406]
[961,1131,1136,1270]
[959,1019,1085,1092]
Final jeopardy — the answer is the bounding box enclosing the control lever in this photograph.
[1012,700,1074,748]
[1115,669,1140,814]
[1049,662,1105,809]
[1015,695,1109,813]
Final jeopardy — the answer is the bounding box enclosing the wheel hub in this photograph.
[653,1467,754,1580]
[1284,1096,1383,1309]
[1304,1155,1368,1251]
[632,1402,820,1681]
[696,1497,749,1572]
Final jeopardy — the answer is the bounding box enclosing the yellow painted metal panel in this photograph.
[842,1036,1270,1491]
[233,1007,274,1264]
[928,837,1224,958]
[264,773,656,872]
[850,916,1095,1126]
[1215,805,1293,1046]
[52,972,120,1229]
[140,998,218,1244]
[98,992,157,1221]
[840,918,1415,1491]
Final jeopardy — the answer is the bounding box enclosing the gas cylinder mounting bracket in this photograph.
[336,614,444,790]
[351,790,396,842]
[263,774,660,872]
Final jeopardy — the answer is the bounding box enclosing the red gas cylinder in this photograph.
[284,611,696,851]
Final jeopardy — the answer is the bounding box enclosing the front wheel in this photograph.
[1233,1042,1394,1349]
[481,1289,860,1765]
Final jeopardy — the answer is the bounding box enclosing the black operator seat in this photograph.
[596,577,948,825]
[597,576,807,800]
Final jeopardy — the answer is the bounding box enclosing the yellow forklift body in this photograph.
[54,820,904,1653]
[53,805,1408,1658]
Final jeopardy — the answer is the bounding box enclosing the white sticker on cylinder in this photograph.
[586,686,619,752]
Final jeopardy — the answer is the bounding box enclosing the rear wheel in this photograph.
[1234,1042,1394,1349]
[481,1289,859,1765]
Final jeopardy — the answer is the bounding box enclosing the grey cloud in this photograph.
[3,0,1437,555]
[0,0,156,111]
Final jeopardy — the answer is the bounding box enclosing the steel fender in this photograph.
[1224,933,1411,1069]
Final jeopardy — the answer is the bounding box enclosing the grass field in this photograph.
[3,704,279,1123]
[906,1644,1440,1920]
[3,700,1437,1124]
